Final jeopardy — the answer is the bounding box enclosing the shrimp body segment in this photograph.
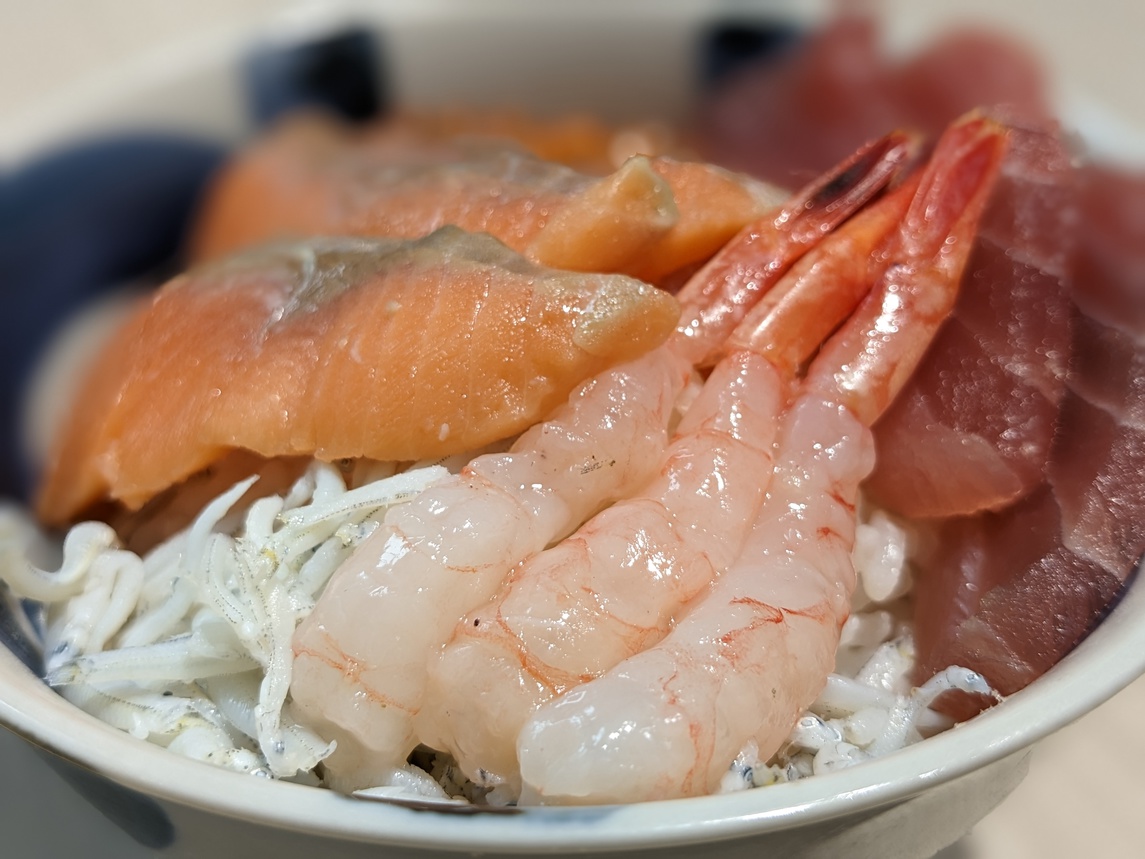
[518,396,869,803]
[416,351,785,786]
[289,347,683,790]
[515,115,1010,804]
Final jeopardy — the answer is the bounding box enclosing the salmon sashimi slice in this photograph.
[186,113,782,285]
[36,228,680,525]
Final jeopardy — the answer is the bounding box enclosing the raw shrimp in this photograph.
[417,155,922,790]
[289,352,682,790]
[288,133,912,791]
[514,114,1008,804]
[36,229,679,523]
[187,112,782,285]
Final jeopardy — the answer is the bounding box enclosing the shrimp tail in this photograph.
[674,130,917,366]
[806,113,1010,425]
[790,128,920,243]
[724,171,921,375]
[406,132,936,793]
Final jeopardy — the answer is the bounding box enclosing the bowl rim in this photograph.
[4,3,1145,852]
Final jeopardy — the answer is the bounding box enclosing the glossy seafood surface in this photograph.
[36,230,679,522]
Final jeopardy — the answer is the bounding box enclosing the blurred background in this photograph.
[3,0,1144,127]
[0,1,1142,857]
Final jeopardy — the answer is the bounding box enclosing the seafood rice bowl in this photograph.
[2,4,1144,858]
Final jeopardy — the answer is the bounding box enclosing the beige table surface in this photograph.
[1,2,1143,857]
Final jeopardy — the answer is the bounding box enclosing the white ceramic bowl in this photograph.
[3,5,1144,858]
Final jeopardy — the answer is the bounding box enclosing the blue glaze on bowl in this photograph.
[699,19,804,87]
[0,136,225,499]
[246,27,384,125]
